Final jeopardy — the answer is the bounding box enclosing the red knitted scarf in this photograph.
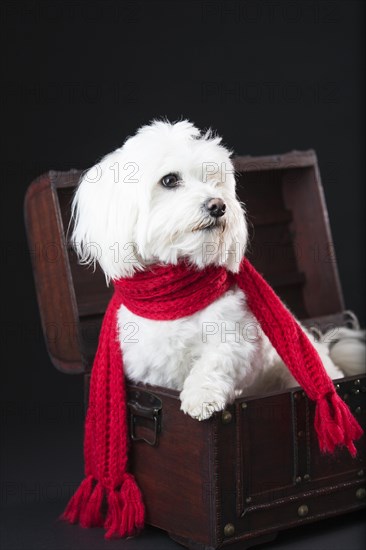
[62,257,363,539]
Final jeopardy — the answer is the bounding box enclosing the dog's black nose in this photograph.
[205,198,226,218]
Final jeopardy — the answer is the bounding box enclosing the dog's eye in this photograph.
[160,173,180,188]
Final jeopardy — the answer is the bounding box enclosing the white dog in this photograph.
[71,120,365,420]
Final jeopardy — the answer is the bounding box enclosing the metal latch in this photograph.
[128,389,162,446]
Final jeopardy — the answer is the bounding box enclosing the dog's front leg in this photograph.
[179,349,247,421]
[179,293,258,421]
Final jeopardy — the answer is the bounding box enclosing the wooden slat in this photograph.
[233,150,317,172]
[24,172,84,373]
[282,165,344,317]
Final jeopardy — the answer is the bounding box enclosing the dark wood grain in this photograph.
[24,172,84,373]
[282,162,344,316]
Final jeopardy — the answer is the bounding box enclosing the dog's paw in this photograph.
[180,388,227,421]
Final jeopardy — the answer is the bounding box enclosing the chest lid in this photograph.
[24,150,344,374]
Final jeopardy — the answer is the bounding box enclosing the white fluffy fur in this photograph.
[72,120,365,420]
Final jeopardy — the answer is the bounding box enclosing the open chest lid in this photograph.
[24,150,345,374]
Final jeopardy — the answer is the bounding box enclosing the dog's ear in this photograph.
[224,215,248,273]
[70,149,144,282]
[221,172,248,274]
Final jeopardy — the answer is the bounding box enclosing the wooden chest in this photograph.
[24,151,365,550]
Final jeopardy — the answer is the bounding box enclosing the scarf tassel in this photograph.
[314,392,363,457]
[61,475,94,525]
[62,474,144,539]
[119,473,145,538]
[104,474,145,539]
[80,481,105,528]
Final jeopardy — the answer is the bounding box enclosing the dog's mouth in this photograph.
[191,219,226,233]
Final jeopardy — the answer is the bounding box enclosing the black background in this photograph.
[1,1,365,549]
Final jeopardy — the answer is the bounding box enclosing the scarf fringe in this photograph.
[61,475,94,524]
[119,474,145,537]
[62,474,144,539]
[80,481,105,528]
[315,392,363,457]
[104,474,144,539]
[104,487,122,538]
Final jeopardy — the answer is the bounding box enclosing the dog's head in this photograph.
[71,119,248,280]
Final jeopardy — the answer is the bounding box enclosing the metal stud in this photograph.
[304,474,311,481]
[241,402,247,409]
[245,496,252,504]
[358,470,364,478]
[295,476,302,484]
[297,504,309,517]
[221,410,232,424]
[343,393,349,401]
[224,523,235,537]
[355,407,361,415]
[354,379,361,386]
[356,488,366,500]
